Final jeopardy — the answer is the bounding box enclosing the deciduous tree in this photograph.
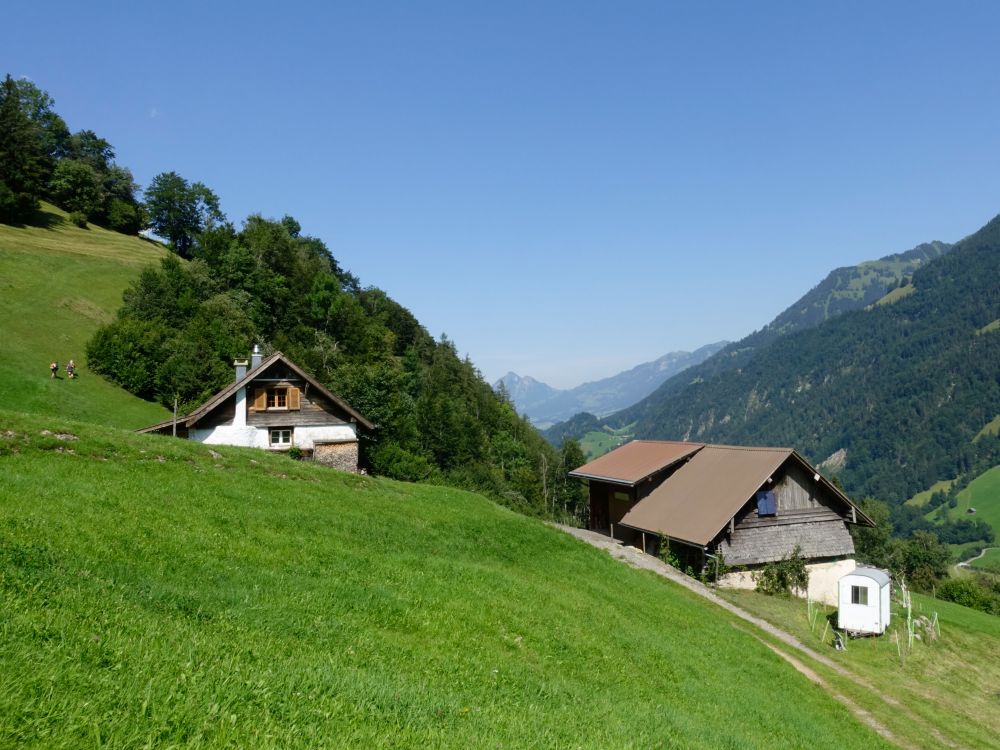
[144,171,223,257]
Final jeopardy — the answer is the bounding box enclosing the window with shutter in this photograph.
[288,387,301,410]
[253,389,267,411]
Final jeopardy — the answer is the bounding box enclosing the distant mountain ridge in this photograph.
[498,341,727,427]
[546,222,1000,505]
[545,238,955,445]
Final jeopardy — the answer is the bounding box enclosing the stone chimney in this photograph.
[234,358,248,382]
[251,344,263,370]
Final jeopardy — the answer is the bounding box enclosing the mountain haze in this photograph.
[498,342,727,426]
[554,219,999,504]
[546,238,957,445]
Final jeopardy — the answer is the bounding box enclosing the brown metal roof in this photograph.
[619,444,793,545]
[568,440,704,486]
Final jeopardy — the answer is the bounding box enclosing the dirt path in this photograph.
[551,524,965,750]
[957,546,997,568]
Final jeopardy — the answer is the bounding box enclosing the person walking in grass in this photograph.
[49,361,58,379]
[66,359,76,379]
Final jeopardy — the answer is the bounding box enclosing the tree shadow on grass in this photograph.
[24,205,64,230]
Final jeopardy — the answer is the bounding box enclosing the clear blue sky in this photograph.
[6,2,1000,388]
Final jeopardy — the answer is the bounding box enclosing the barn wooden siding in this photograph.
[716,464,854,566]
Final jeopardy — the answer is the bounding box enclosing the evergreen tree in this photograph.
[0,74,44,223]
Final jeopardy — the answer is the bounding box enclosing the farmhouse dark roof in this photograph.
[567,440,703,486]
[137,351,374,433]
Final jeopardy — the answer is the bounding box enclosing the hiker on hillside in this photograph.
[49,361,58,379]
[66,359,76,379]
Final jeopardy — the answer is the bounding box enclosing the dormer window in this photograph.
[252,386,301,412]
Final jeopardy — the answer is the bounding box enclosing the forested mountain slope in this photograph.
[605,215,1000,503]
[546,240,952,445]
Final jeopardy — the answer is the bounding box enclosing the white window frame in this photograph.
[269,428,292,447]
[851,585,868,606]
[267,388,288,411]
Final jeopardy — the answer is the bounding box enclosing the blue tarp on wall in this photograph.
[756,490,776,516]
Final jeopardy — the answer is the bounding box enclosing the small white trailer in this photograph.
[838,567,891,635]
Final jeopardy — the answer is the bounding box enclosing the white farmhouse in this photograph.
[139,347,373,472]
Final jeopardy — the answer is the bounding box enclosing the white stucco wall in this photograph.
[191,425,269,448]
[188,383,358,451]
[189,423,357,450]
[806,559,857,606]
[719,558,857,605]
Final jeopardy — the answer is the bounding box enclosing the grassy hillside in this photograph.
[579,422,635,459]
[924,465,1000,570]
[720,588,1000,750]
[969,547,1000,573]
[0,203,169,427]
[0,410,888,749]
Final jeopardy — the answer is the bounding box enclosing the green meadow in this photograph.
[0,411,887,749]
[0,200,989,748]
[0,203,169,428]
[579,423,635,459]
[924,465,1000,540]
[968,546,1000,573]
[720,588,1000,750]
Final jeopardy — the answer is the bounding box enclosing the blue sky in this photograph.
[6,2,1000,388]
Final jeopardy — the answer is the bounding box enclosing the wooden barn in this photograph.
[569,440,874,604]
[139,347,373,472]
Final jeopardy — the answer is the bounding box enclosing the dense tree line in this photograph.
[850,499,952,591]
[0,73,591,521]
[86,209,588,520]
[0,74,143,230]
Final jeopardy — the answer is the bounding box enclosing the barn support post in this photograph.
[704,551,720,586]
[641,532,647,554]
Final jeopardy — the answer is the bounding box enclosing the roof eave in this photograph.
[616,521,708,548]
[567,471,637,487]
